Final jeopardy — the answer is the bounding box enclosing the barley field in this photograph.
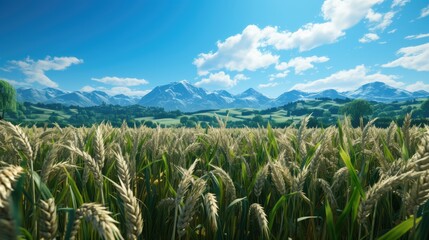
[0,115,428,240]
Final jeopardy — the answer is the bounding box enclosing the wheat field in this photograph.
[0,115,428,239]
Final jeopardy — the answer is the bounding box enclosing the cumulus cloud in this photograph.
[382,42,429,71]
[359,33,380,43]
[91,76,149,86]
[291,65,403,92]
[258,82,279,88]
[194,71,247,88]
[9,56,83,88]
[370,11,395,31]
[276,56,329,74]
[193,25,279,75]
[405,81,429,92]
[405,33,429,40]
[421,5,429,18]
[80,86,150,97]
[269,71,289,81]
[366,9,383,22]
[194,0,383,75]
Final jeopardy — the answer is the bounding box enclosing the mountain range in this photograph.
[16,81,429,112]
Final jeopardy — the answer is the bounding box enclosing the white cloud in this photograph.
[388,29,397,34]
[391,0,410,8]
[366,9,383,22]
[405,33,429,40]
[265,22,345,52]
[91,76,148,86]
[291,65,403,92]
[269,71,289,81]
[382,42,429,71]
[194,71,246,88]
[193,25,279,75]
[80,86,150,97]
[421,5,429,18]
[359,33,380,43]
[276,56,329,74]
[9,56,83,88]
[258,82,279,88]
[234,73,249,81]
[405,81,429,92]
[194,0,384,74]
[371,11,395,31]
[2,78,31,87]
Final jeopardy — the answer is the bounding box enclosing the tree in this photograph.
[180,116,188,125]
[421,99,429,118]
[341,99,373,127]
[0,80,17,120]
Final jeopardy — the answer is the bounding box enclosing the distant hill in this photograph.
[16,81,429,111]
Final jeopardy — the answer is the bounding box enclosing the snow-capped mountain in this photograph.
[45,92,94,107]
[273,90,310,106]
[16,87,67,103]
[345,82,414,102]
[15,81,429,111]
[308,89,347,100]
[110,94,137,106]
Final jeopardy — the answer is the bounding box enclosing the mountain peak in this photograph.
[238,88,264,97]
[348,81,413,102]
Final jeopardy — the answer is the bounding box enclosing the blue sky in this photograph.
[1,0,428,98]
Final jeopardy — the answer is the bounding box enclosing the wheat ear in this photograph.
[69,203,123,240]
[0,121,33,161]
[359,172,414,223]
[115,179,143,240]
[248,203,269,239]
[114,149,131,188]
[39,198,58,240]
[94,126,105,169]
[211,165,237,203]
[269,162,286,195]
[177,178,206,237]
[64,143,103,188]
[204,192,219,232]
[254,164,269,197]
[0,165,24,208]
